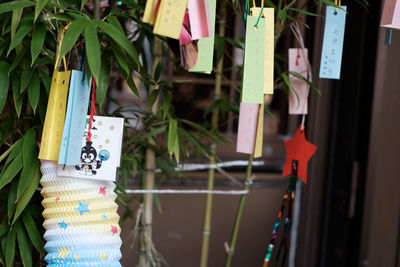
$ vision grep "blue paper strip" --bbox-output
[58,70,92,165]
[319,6,347,80]
[385,28,392,45]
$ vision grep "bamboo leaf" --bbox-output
[12,162,40,225]
[282,72,300,107]
[34,0,49,21]
[0,61,10,113]
[5,229,16,267]
[147,89,159,110]
[7,180,18,222]
[21,211,45,255]
[0,154,22,191]
[167,119,179,162]
[9,46,27,74]
[96,52,111,108]
[84,21,100,82]
[154,59,163,82]
[11,8,23,41]
[20,67,34,94]
[59,17,90,60]
[17,129,37,199]
[12,73,23,117]
[179,128,211,158]
[106,15,124,34]
[7,23,32,55]
[95,19,139,67]
[15,222,32,267]
[37,68,50,94]
[0,1,35,14]
[4,139,22,166]
[27,72,40,113]
[30,23,47,65]
[81,0,89,10]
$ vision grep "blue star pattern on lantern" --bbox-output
[75,202,90,215]
[58,221,68,229]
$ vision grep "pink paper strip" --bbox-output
[289,48,309,115]
[236,102,260,154]
[188,0,211,40]
[381,0,400,29]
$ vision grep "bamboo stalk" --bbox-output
[199,1,226,266]
[224,154,254,267]
[138,38,162,267]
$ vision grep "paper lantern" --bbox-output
[40,160,122,266]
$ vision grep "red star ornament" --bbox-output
[282,127,317,183]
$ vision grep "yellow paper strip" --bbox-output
[153,0,188,39]
[252,7,274,94]
[254,103,264,158]
[143,0,156,23]
[38,71,71,161]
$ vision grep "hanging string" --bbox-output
[244,0,249,20]
[54,22,72,72]
[86,78,97,142]
[254,5,264,28]
[290,22,312,130]
[334,0,341,14]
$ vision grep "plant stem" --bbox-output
[224,154,254,267]
[138,38,162,267]
[93,0,100,19]
[199,1,226,266]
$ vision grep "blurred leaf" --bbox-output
[11,8,23,41]
[20,67,34,94]
[282,72,300,107]
[5,229,16,267]
[15,222,32,267]
[106,15,124,34]
[12,73,23,117]
[17,129,37,199]
[30,22,47,65]
[162,91,170,120]
[147,89,159,110]
[12,162,40,225]
[179,128,211,158]
[37,68,50,94]
[7,180,18,223]
[5,139,22,166]
[34,0,49,21]
[0,219,9,237]
[96,52,111,108]
[21,211,45,255]
[95,19,139,67]
[215,36,224,63]
[84,21,100,82]
[224,37,243,49]
[7,23,32,55]
[9,46,27,73]
[0,154,22,191]
[167,119,179,162]
[0,1,35,14]
[0,61,10,113]
[154,59,163,82]
[28,72,40,112]
[59,17,90,60]
[81,0,89,9]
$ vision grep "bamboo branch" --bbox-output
[224,154,254,267]
[199,1,226,266]
[138,38,162,267]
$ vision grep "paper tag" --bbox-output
[254,103,264,158]
[143,0,156,24]
[39,70,71,161]
[58,71,92,166]
[153,0,188,39]
[189,0,216,73]
[242,15,265,104]
[236,102,259,154]
[289,48,309,115]
[319,6,347,80]
[251,8,274,94]
[381,0,400,29]
[57,116,124,181]
[188,0,211,40]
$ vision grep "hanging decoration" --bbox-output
[153,0,188,39]
[262,161,298,267]
[189,0,216,73]
[319,3,347,80]
[179,11,199,69]
[38,25,71,161]
[282,126,317,184]
[288,21,312,115]
[380,0,400,30]
[40,160,122,267]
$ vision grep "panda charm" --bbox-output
[75,141,103,175]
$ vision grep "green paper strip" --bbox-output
[189,0,216,74]
[241,16,265,104]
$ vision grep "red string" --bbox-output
[295,18,303,66]
[86,78,97,142]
